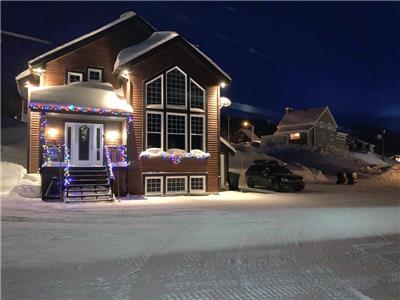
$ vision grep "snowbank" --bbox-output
[374,164,400,185]
[263,144,389,175]
[1,123,27,167]
[288,163,329,183]
[0,162,26,195]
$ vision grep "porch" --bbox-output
[28,82,133,201]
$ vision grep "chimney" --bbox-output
[285,107,294,115]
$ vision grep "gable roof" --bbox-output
[114,31,178,71]
[28,11,154,67]
[277,106,328,127]
[220,137,236,154]
[236,128,261,142]
[113,31,232,82]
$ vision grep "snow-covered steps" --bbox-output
[64,166,114,202]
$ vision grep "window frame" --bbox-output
[166,176,188,194]
[145,74,164,109]
[166,112,187,151]
[190,114,206,151]
[189,79,206,112]
[189,175,206,193]
[145,111,164,150]
[87,67,102,83]
[166,66,187,110]
[67,72,83,84]
[145,176,164,195]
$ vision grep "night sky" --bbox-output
[2,2,400,131]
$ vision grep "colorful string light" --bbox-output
[29,103,132,117]
[139,149,210,165]
[104,145,115,179]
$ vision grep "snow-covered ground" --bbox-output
[2,162,399,299]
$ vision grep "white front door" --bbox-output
[65,122,104,167]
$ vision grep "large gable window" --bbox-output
[146,111,163,149]
[190,79,205,111]
[146,75,163,108]
[67,72,83,84]
[167,113,186,150]
[190,115,205,151]
[166,67,187,108]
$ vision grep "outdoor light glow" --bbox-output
[46,127,59,138]
[106,130,119,141]
[242,121,250,127]
[24,81,31,87]
[220,82,227,88]
[122,69,130,79]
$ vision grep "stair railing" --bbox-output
[104,145,115,198]
[63,144,71,202]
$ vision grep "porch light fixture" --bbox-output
[220,96,231,108]
[33,67,45,75]
[121,69,130,79]
[106,130,119,141]
[24,81,31,88]
[46,127,59,139]
[219,81,227,88]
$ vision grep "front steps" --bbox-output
[64,166,114,202]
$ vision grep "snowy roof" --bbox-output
[29,82,133,114]
[28,12,139,66]
[220,137,236,154]
[236,128,261,142]
[274,124,314,135]
[278,107,328,127]
[15,68,31,81]
[114,31,178,71]
[114,31,232,81]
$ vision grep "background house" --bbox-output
[231,128,261,144]
[271,106,348,150]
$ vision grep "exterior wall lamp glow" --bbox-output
[220,82,227,88]
[46,127,59,139]
[106,130,120,141]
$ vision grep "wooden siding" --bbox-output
[314,111,337,148]
[28,111,40,173]
[44,21,152,88]
[127,41,222,194]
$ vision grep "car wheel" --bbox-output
[273,182,281,192]
[247,178,255,188]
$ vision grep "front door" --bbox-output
[65,122,104,166]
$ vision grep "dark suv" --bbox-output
[245,160,305,192]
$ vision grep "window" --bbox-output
[67,72,82,84]
[190,115,205,151]
[166,176,187,194]
[167,113,186,150]
[166,67,187,108]
[87,68,102,82]
[290,132,300,140]
[145,177,163,195]
[146,112,163,149]
[190,79,205,111]
[190,176,206,193]
[145,75,163,107]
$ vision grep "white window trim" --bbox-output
[145,176,164,195]
[190,78,205,112]
[190,114,206,151]
[166,176,188,195]
[166,112,187,151]
[145,75,163,109]
[166,66,187,110]
[190,175,206,193]
[67,72,83,84]
[146,111,164,150]
[87,68,102,83]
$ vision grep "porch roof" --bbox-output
[29,82,133,116]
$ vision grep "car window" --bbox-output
[270,165,290,174]
[248,165,265,173]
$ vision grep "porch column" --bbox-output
[28,111,41,173]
